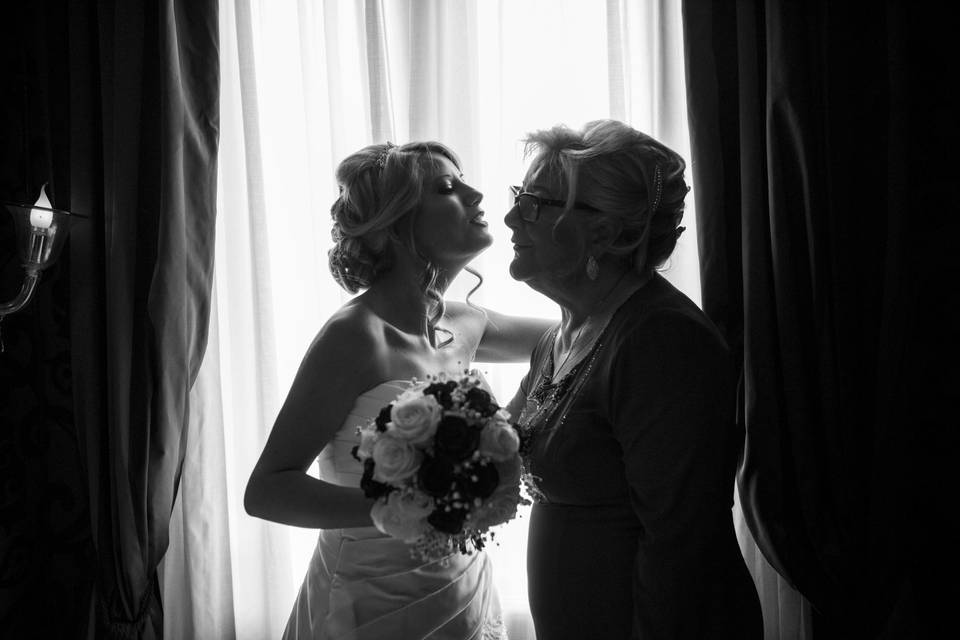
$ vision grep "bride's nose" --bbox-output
[466,189,483,206]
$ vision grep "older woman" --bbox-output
[504,120,762,639]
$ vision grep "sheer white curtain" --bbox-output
[161,1,807,638]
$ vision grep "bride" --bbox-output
[244,141,550,639]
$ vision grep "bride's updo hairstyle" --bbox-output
[329,141,475,346]
[522,119,688,276]
[328,140,461,293]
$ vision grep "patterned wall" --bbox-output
[0,213,95,637]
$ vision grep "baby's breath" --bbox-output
[359,369,525,562]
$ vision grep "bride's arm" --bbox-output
[244,315,381,529]
[445,302,554,363]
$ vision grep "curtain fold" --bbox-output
[682,1,955,636]
[59,1,220,637]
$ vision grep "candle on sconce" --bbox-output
[30,187,54,229]
[1,183,83,329]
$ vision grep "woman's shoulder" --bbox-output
[611,274,728,354]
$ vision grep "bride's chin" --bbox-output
[471,234,494,255]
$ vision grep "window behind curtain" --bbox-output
[164,2,696,639]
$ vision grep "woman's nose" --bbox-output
[466,189,483,206]
[503,202,519,229]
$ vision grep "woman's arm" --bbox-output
[444,301,554,363]
[244,314,381,529]
[607,309,738,637]
[476,306,554,362]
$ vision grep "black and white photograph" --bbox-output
[1,1,954,639]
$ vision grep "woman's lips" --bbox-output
[470,211,488,227]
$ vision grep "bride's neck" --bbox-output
[362,261,457,338]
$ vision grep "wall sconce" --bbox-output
[1,185,85,348]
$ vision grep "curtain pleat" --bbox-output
[161,0,295,637]
[682,0,956,636]
[59,1,220,637]
[364,0,395,142]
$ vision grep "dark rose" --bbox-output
[458,461,500,500]
[434,415,480,460]
[360,458,393,500]
[428,507,467,535]
[374,404,393,432]
[418,455,456,497]
[464,387,498,417]
[423,380,458,409]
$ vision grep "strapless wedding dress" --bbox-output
[282,381,507,640]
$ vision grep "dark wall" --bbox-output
[0,2,96,637]
[0,242,94,638]
[0,243,95,639]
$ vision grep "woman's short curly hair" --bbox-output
[522,119,688,276]
[328,141,461,293]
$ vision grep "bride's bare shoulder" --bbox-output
[300,300,386,374]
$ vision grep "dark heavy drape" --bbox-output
[682,1,956,637]
[2,1,219,637]
[73,2,219,637]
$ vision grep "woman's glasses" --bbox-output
[510,185,600,223]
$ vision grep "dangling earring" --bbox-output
[586,255,600,280]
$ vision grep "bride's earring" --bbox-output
[586,255,600,280]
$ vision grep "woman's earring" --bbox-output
[586,255,600,280]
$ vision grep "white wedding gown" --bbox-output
[282,380,507,640]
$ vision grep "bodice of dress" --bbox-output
[315,373,492,487]
[517,275,738,508]
[519,275,763,639]
[519,353,634,507]
[315,380,410,488]
[283,377,508,640]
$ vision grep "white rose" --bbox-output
[370,490,432,542]
[371,433,423,484]
[355,426,378,460]
[390,394,442,445]
[477,422,520,462]
[395,487,435,519]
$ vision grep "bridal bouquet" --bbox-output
[352,371,528,561]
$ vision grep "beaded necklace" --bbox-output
[518,270,640,502]
[546,269,630,384]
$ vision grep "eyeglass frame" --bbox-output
[510,185,600,223]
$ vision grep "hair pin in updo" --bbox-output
[651,164,664,213]
[375,142,395,170]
